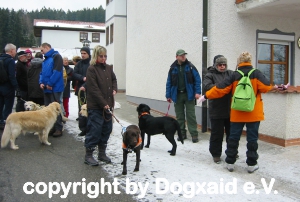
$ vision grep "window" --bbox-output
[256,30,295,85]
[106,27,109,46]
[79,32,88,42]
[92,33,100,43]
[110,23,114,44]
[257,43,289,85]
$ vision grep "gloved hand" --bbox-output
[197,95,207,104]
[167,98,172,103]
[15,89,21,98]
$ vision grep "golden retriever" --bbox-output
[79,104,88,117]
[24,101,45,111]
[1,102,65,150]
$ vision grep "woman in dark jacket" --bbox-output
[203,55,233,164]
[27,52,44,105]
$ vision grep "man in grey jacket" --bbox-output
[203,55,233,164]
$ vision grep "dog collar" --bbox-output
[138,112,149,119]
[122,135,142,152]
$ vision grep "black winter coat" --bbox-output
[27,58,44,99]
[16,60,28,92]
[72,58,90,95]
[203,66,233,119]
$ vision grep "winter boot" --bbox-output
[97,144,111,163]
[84,148,99,166]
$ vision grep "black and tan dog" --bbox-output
[137,103,184,156]
[121,125,142,175]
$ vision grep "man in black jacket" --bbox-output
[0,43,17,130]
[203,55,233,164]
[15,51,28,112]
[72,47,91,120]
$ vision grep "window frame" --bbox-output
[106,26,109,46]
[110,23,114,44]
[256,29,295,85]
[79,32,88,42]
[92,33,100,43]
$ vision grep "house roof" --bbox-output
[33,19,105,37]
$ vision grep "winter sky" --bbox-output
[2,0,106,12]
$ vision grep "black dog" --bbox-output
[121,125,142,175]
[137,103,184,156]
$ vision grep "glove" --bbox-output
[167,98,172,103]
[15,89,21,98]
[197,95,207,104]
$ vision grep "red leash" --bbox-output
[165,103,171,116]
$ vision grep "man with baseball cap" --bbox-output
[166,49,202,143]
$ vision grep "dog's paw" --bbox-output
[134,168,139,172]
[121,161,124,165]
[168,150,171,153]
[122,171,127,175]
[12,146,19,150]
[170,153,176,156]
[44,142,51,146]
[145,145,149,148]
[34,132,39,135]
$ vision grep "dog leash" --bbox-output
[165,103,171,116]
[107,109,127,135]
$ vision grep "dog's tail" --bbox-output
[1,123,11,148]
[174,119,184,144]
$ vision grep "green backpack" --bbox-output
[231,69,256,112]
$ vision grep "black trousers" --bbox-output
[209,118,230,157]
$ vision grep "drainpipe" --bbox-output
[201,0,208,132]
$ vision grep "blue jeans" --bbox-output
[225,122,260,166]
[85,109,112,149]
[0,88,15,122]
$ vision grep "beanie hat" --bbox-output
[25,49,32,54]
[17,51,27,57]
[80,47,91,56]
[215,57,227,65]
[237,51,252,64]
[213,55,224,64]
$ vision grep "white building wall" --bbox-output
[208,0,300,139]
[41,30,105,49]
[127,0,203,101]
[106,0,127,21]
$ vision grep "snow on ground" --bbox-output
[65,92,300,202]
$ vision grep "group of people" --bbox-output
[0,43,281,173]
[166,49,282,173]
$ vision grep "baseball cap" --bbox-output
[176,49,187,56]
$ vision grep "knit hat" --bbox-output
[80,47,91,56]
[215,57,227,65]
[25,49,32,54]
[237,51,252,64]
[213,55,224,64]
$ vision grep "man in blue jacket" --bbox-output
[166,49,201,143]
[39,43,64,137]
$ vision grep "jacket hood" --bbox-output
[30,58,43,67]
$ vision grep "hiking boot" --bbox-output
[52,130,62,137]
[48,128,56,136]
[227,163,234,172]
[192,136,199,143]
[98,144,111,163]
[236,154,239,159]
[78,130,86,136]
[85,148,99,166]
[247,164,259,173]
[213,157,221,164]
[177,134,187,141]
[0,122,5,130]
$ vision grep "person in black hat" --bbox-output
[72,46,91,126]
[15,50,29,112]
[203,55,234,164]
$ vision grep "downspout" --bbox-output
[201,0,208,132]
